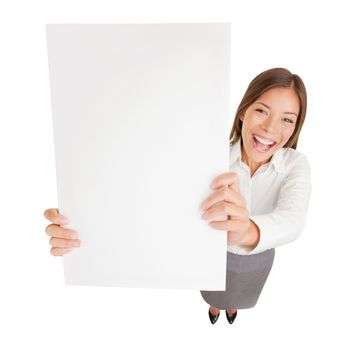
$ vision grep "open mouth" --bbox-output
[252,134,276,152]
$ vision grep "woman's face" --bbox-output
[239,87,300,173]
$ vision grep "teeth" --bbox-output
[254,135,275,146]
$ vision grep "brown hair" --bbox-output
[229,67,307,149]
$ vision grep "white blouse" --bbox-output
[227,137,312,255]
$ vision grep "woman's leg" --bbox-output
[209,305,220,315]
[209,306,237,315]
[226,309,237,314]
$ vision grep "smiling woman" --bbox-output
[231,68,307,157]
[199,68,311,324]
[239,86,301,175]
[232,68,307,177]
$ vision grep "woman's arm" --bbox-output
[237,154,312,255]
[238,219,260,251]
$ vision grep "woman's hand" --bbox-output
[200,172,257,247]
[43,208,81,256]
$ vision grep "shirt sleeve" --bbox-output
[239,153,312,255]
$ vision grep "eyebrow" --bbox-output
[255,101,298,117]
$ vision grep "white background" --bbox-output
[1,0,349,349]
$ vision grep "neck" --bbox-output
[241,139,271,177]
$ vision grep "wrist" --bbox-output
[240,219,260,250]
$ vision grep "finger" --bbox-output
[208,217,247,232]
[202,201,247,221]
[50,247,74,256]
[210,172,240,192]
[49,237,81,248]
[201,186,246,211]
[45,224,79,239]
[43,208,70,225]
[199,172,240,210]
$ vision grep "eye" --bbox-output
[284,118,294,124]
[255,108,267,115]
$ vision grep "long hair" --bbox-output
[229,68,307,149]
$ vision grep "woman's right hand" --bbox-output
[43,208,81,256]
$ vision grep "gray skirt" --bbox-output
[200,248,275,310]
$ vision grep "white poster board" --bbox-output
[46,23,231,290]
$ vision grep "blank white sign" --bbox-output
[46,23,231,290]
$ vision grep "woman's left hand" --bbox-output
[199,171,252,246]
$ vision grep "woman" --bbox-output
[43,67,311,325]
[199,67,311,324]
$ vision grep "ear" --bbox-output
[239,113,245,122]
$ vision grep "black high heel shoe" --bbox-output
[208,308,220,324]
[225,310,238,324]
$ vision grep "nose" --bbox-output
[261,117,278,134]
